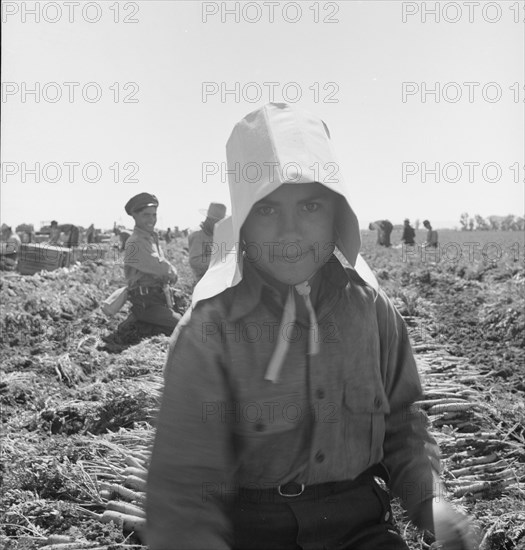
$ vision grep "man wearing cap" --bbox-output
[123,192,181,333]
[187,202,227,281]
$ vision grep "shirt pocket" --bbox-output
[231,394,309,482]
[343,384,390,468]
[231,393,308,438]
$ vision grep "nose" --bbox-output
[277,211,302,243]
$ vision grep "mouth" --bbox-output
[273,248,312,263]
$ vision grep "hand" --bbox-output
[432,498,480,550]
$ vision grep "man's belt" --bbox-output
[129,285,162,296]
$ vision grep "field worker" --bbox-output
[401,218,416,245]
[49,221,61,244]
[369,219,393,247]
[146,104,478,550]
[123,192,181,334]
[0,225,22,271]
[86,224,96,244]
[114,225,132,252]
[422,220,439,249]
[48,221,80,248]
[188,202,227,281]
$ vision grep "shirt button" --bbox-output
[315,451,325,463]
[374,397,383,409]
[315,388,325,399]
[254,422,266,432]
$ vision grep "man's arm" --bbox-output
[124,235,177,282]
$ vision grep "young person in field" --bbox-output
[146,104,478,549]
[123,192,181,334]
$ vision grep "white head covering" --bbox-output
[192,103,377,306]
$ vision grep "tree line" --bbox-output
[459,213,525,231]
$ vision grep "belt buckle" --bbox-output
[138,286,148,296]
[278,482,305,497]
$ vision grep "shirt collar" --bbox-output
[227,255,352,322]
[133,226,158,239]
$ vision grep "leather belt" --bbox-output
[239,464,389,501]
[130,285,161,296]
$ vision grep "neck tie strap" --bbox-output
[264,281,320,383]
[264,287,296,383]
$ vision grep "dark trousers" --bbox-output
[232,473,409,550]
[129,287,180,333]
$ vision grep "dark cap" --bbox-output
[125,193,159,215]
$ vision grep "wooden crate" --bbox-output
[70,244,108,264]
[17,244,72,275]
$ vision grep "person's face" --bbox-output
[133,206,157,232]
[242,183,337,285]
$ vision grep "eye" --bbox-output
[255,205,276,216]
[303,202,320,213]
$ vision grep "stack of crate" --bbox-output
[17,243,72,276]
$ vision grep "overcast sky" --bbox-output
[1,0,523,231]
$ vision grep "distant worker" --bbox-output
[48,221,80,248]
[165,227,172,244]
[123,192,181,334]
[86,224,96,244]
[49,221,61,244]
[188,202,227,281]
[0,226,22,271]
[401,219,416,245]
[422,219,438,248]
[369,219,393,247]
[114,226,132,252]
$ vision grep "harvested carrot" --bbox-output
[100,510,147,532]
[124,474,147,492]
[428,402,476,414]
[123,466,148,480]
[124,454,146,469]
[107,500,146,518]
[100,482,146,504]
